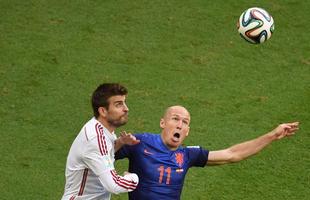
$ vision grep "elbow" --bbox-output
[229,148,261,163]
[230,155,243,163]
[227,149,244,163]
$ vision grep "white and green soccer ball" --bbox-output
[237,7,274,44]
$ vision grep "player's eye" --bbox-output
[115,102,124,107]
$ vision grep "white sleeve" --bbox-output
[98,169,139,194]
[83,136,138,194]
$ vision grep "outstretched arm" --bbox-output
[207,122,299,166]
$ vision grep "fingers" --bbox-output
[280,122,299,131]
[281,122,299,128]
[281,122,299,136]
[289,122,299,126]
[118,131,140,145]
[120,131,133,137]
[287,122,299,132]
[133,139,141,145]
[120,131,129,136]
[273,122,299,140]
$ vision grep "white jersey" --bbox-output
[61,117,138,200]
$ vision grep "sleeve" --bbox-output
[115,144,131,160]
[83,134,139,194]
[187,146,209,167]
[97,170,139,194]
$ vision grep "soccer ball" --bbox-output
[237,7,274,44]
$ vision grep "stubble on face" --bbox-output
[107,113,128,128]
[105,95,129,128]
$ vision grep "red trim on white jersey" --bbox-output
[100,126,108,154]
[95,123,108,155]
[69,196,75,200]
[78,168,89,196]
[110,170,137,190]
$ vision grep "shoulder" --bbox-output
[83,118,103,141]
[184,146,209,167]
[185,145,209,155]
[133,132,157,141]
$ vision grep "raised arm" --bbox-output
[114,131,140,152]
[207,122,299,166]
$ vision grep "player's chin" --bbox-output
[122,115,128,122]
[120,118,128,126]
[113,118,128,127]
[167,143,179,150]
[120,115,128,123]
[169,140,181,148]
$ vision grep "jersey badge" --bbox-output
[175,152,184,167]
[103,156,113,168]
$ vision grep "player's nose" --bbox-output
[176,120,182,129]
[123,103,129,112]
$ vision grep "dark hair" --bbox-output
[91,83,128,118]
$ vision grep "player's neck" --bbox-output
[96,117,115,133]
[160,134,178,151]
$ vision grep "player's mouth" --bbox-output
[121,113,128,119]
[172,132,180,142]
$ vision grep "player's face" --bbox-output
[104,95,129,128]
[160,106,190,150]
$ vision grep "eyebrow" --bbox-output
[171,114,190,121]
[113,100,125,104]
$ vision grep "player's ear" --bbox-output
[185,127,190,136]
[160,118,165,129]
[98,107,108,118]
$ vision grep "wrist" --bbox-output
[266,131,278,141]
[115,137,124,145]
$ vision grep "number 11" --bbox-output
[158,165,171,184]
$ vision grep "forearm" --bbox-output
[228,132,276,162]
[98,169,138,194]
[114,138,123,152]
[208,122,299,165]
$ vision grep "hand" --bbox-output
[118,131,140,145]
[271,122,299,140]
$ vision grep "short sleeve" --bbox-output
[187,146,209,167]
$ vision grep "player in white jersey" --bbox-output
[61,83,139,200]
